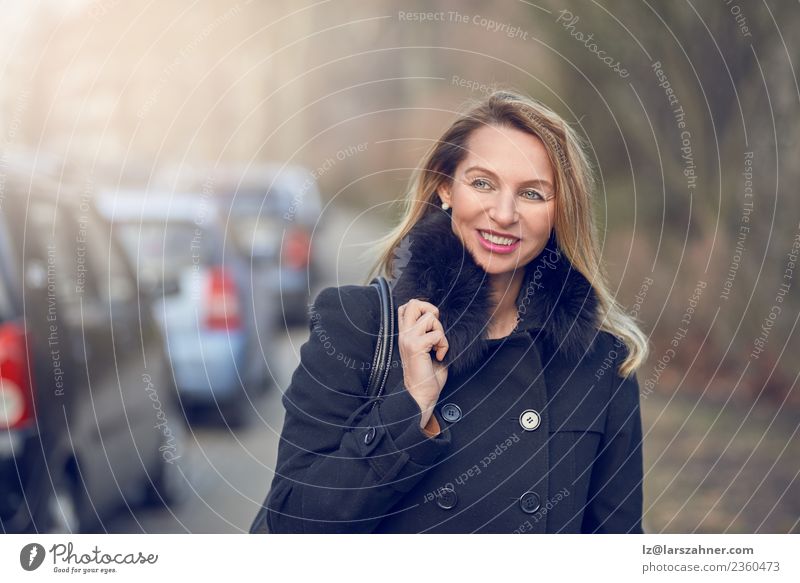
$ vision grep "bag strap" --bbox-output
[367,276,394,401]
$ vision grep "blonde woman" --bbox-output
[251,89,649,534]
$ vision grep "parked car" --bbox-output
[152,163,323,327]
[216,164,323,327]
[95,189,273,425]
[0,171,187,534]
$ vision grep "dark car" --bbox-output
[217,164,323,327]
[0,172,187,533]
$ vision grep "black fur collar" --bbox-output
[389,209,600,377]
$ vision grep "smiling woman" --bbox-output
[251,88,650,534]
[437,123,558,325]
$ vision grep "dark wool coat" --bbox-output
[251,209,644,534]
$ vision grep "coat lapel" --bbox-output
[389,209,600,377]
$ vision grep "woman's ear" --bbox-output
[437,184,452,207]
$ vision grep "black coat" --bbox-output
[251,210,644,534]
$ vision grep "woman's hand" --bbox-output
[397,299,449,429]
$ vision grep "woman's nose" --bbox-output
[489,191,518,225]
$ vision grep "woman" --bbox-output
[250,89,649,534]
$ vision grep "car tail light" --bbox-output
[0,321,34,430]
[283,226,311,269]
[204,266,242,330]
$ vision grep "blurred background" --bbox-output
[0,0,797,534]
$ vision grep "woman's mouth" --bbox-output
[476,230,521,254]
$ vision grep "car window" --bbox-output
[114,220,222,286]
[228,213,283,259]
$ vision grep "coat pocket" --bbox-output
[549,407,605,481]
[546,408,605,530]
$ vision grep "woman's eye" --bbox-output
[469,179,547,201]
[470,178,492,190]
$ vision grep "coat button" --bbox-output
[519,491,541,513]
[518,409,541,431]
[436,486,458,510]
[364,426,376,445]
[440,403,462,422]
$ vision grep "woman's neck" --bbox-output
[486,269,524,338]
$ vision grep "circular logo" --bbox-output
[20,543,46,571]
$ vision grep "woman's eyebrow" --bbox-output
[463,164,554,192]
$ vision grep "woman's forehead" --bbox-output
[460,126,555,188]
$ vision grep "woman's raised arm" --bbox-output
[251,285,452,534]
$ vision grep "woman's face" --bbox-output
[438,124,557,276]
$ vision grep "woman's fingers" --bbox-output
[422,327,449,361]
[424,316,448,361]
[398,300,448,358]
[398,299,439,331]
[404,313,448,360]
[404,308,439,337]
[396,299,450,403]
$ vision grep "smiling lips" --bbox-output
[477,229,521,254]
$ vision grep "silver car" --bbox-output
[95,190,273,425]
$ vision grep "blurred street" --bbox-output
[104,329,295,534]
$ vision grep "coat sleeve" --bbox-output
[250,285,453,534]
[581,338,645,534]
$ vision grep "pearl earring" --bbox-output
[441,201,450,211]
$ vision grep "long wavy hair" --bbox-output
[364,88,649,377]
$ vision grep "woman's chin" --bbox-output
[473,252,525,274]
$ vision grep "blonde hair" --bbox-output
[364,88,649,377]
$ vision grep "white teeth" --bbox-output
[480,231,518,246]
